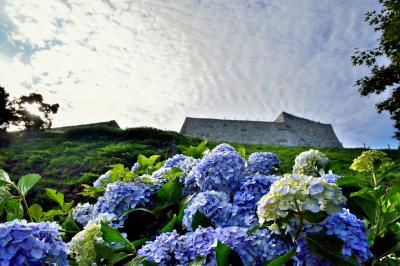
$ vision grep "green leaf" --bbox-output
[306,234,357,265]
[216,241,243,266]
[94,242,134,265]
[155,177,182,211]
[17,173,41,196]
[131,238,149,249]
[336,176,369,187]
[178,140,208,159]
[191,210,212,231]
[177,194,195,223]
[387,182,400,197]
[5,199,24,221]
[303,211,328,223]
[45,188,64,208]
[101,223,133,248]
[350,187,374,200]
[42,209,65,221]
[0,169,12,185]
[237,147,247,159]
[188,256,208,266]
[264,248,296,266]
[161,214,178,233]
[28,203,43,222]
[351,197,378,223]
[381,212,400,228]
[0,186,12,204]
[126,256,158,266]
[63,216,80,232]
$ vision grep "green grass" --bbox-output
[0,125,399,205]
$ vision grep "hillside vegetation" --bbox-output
[0,125,399,205]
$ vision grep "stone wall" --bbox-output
[180,112,342,147]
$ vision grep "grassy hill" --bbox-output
[1,125,399,205]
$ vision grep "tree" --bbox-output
[0,86,59,132]
[351,0,400,140]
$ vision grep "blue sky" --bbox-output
[0,0,397,148]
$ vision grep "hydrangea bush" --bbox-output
[0,144,384,265]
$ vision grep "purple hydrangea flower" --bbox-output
[247,152,280,175]
[212,144,236,153]
[230,175,279,227]
[182,191,233,231]
[131,162,141,171]
[321,173,340,183]
[0,220,68,266]
[92,181,157,226]
[294,209,372,265]
[185,149,246,194]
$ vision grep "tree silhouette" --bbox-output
[0,86,59,132]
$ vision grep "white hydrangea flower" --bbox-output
[257,174,346,225]
[292,149,329,176]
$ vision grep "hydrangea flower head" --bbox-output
[93,171,111,188]
[72,202,94,226]
[186,148,246,194]
[293,149,328,176]
[212,143,237,153]
[231,175,279,227]
[164,154,199,175]
[183,190,233,231]
[247,152,280,175]
[92,180,156,226]
[137,230,180,265]
[69,223,103,266]
[295,209,372,265]
[350,150,393,174]
[131,162,141,171]
[321,172,340,183]
[0,220,68,266]
[257,174,346,224]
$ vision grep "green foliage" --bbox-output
[216,240,243,266]
[188,256,208,266]
[155,177,182,211]
[42,188,73,223]
[191,210,212,231]
[343,150,400,264]
[264,248,296,266]
[351,0,400,139]
[177,140,209,159]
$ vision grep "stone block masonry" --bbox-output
[180,112,342,148]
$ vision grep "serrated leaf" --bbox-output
[101,223,133,248]
[42,209,65,221]
[155,177,182,211]
[45,188,64,208]
[188,256,207,266]
[264,248,296,266]
[216,241,243,266]
[63,216,80,232]
[351,197,378,222]
[17,174,41,196]
[306,234,357,265]
[5,199,24,221]
[192,210,212,231]
[131,238,149,249]
[94,242,134,265]
[336,176,369,187]
[0,186,11,203]
[238,147,246,159]
[29,203,43,222]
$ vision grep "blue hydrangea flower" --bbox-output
[321,173,340,183]
[92,181,157,227]
[231,175,279,227]
[182,191,233,231]
[72,202,94,226]
[212,143,236,153]
[247,152,280,175]
[164,154,199,175]
[137,230,181,265]
[0,220,68,266]
[294,209,372,265]
[93,171,111,188]
[185,149,246,194]
[131,162,141,171]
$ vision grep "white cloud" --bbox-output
[0,0,396,147]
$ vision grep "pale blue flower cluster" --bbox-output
[92,171,111,188]
[138,226,290,266]
[72,202,94,226]
[185,144,245,194]
[321,173,340,183]
[163,154,199,175]
[294,209,372,265]
[131,162,141,171]
[0,220,68,266]
[247,152,280,175]
[93,180,156,220]
[182,191,233,231]
[231,175,278,226]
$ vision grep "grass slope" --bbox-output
[1,125,399,205]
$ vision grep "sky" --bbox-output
[0,0,397,148]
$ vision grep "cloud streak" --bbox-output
[0,0,396,147]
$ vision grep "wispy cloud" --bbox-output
[0,0,396,147]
